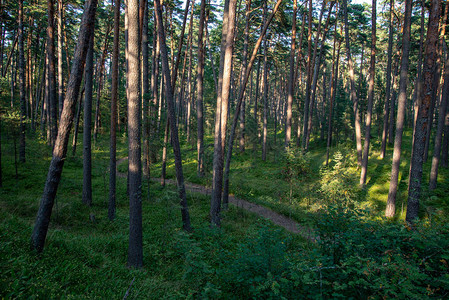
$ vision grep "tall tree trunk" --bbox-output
[285,0,297,147]
[57,0,64,119]
[31,0,97,253]
[385,0,413,218]
[222,0,283,207]
[326,20,340,166]
[262,1,268,161]
[150,12,160,162]
[18,0,26,163]
[154,0,192,232]
[109,0,120,221]
[380,0,394,159]
[196,0,206,176]
[47,0,58,146]
[160,117,169,186]
[406,0,441,223]
[127,0,143,268]
[210,0,237,226]
[343,0,362,165]
[302,0,313,150]
[142,1,149,177]
[360,0,376,186]
[412,0,426,132]
[83,35,94,207]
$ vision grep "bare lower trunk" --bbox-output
[31,0,97,252]
[385,0,412,218]
[71,85,84,156]
[406,0,441,223]
[196,0,206,176]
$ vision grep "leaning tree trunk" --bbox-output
[385,0,412,218]
[406,0,441,223]
[360,0,376,186]
[154,0,192,232]
[31,0,97,253]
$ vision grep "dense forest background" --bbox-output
[1,0,449,297]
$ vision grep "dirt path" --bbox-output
[116,157,316,241]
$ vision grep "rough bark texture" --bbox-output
[380,0,394,159]
[262,1,268,161]
[82,35,94,207]
[154,0,192,232]
[385,0,412,218]
[31,0,97,253]
[406,0,441,223]
[142,1,149,177]
[57,0,64,119]
[429,47,449,189]
[109,0,120,221]
[127,0,143,268]
[302,0,313,150]
[360,0,376,186]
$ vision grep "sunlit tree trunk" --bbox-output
[285,0,297,147]
[196,0,206,176]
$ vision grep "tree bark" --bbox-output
[385,0,413,218]
[109,0,120,221]
[380,0,394,159]
[285,0,297,147]
[343,0,362,165]
[360,0,376,186]
[57,0,64,119]
[31,0,97,253]
[196,0,206,176]
[406,0,441,223]
[47,0,58,146]
[262,1,268,161]
[127,0,143,268]
[154,0,192,232]
[210,0,237,226]
[82,36,94,206]
[19,0,26,163]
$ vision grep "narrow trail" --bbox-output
[116,157,317,241]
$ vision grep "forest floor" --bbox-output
[116,157,317,241]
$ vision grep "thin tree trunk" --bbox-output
[47,0,58,146]
[262,1,268,161]
[57,0,64,119]
[196,0,206,176]
[360,0,376,186]
[160,117,169,186]
[109,0,120,221]
[343,0,362,165]
[71,84,84,156]
[18,0,26,163]
[302,0,313,150]
[31,0,97,253]
[385,0,413,218]
[285,0,297,147]
[82,36,94,207]
[154,0,192,232]
[239,0,251,153]
[142,1,149,177]
[380,0,394,159]
[406,0,441,223]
